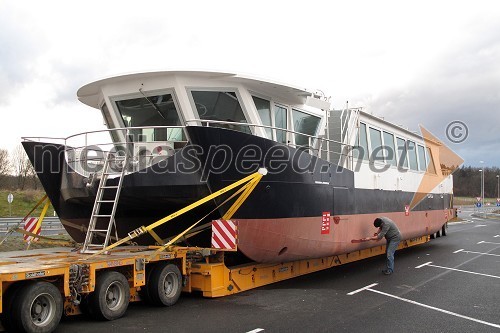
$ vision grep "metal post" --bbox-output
[497,175,499,200]
[479,161,484,209]
[326,110,330,162]
[481,168,484,208]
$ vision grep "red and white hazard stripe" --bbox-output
[211,219,237,250]
[24,217,41,242]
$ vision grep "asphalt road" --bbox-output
[55,208,500,333]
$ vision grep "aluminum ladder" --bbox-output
[81,152,129,253]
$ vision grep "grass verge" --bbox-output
[0,190,56,218]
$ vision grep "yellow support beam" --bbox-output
[222,173,263,220]
[147,176,261,259]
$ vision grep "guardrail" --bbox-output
[0,217,65,234]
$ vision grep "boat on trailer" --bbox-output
[23,70,453,263]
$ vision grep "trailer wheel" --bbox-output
[89,271,130,320]
[436,229,441,237]
[1,282,25,331]
[148,263,182,306]
[441,223,448,236]
[430,233,435,239]
[140,264,158,304]
[11,281,63,333]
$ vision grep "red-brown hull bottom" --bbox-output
[237,209,453,263]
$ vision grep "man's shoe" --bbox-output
[382,270,392,275]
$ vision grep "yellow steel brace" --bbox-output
[0,195,50,246]
[25,199,51,250]
[147,178,259,259]
[84,169,267,259]
[222,175,261,219]
[158,182,253,245]
[24,194,49,220]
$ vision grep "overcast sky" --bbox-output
[1,0,499,166]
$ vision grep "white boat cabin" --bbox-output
[75,70,451,194]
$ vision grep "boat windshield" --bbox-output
[191,91,251,134]
[115,93,185,142]
[292,109,321,147]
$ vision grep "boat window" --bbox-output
[417,144,426,171]
[274,105,288,144]
[353,122,369,160]
[292,109,321,147]
[369,127,383,162]
[396,137,408,168]
[101,103,120,143]
[407,140,418,171]
[115,93,185,142]
[383,131,397,166]
[426,147,437,174]
[252,96,272,139]
[191,91,250,134]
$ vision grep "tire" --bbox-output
[430,233,435,239]
[1,282,25,332]
[148,263,182,306]
[89,271,130,321]
[436,229,441,238]
[10,281,63,333]
[140,264,158,304]
[79,295,91,317]
[441,223,448,236]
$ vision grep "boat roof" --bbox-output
[77,70,318,108]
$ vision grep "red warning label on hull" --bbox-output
[321,212,331,234]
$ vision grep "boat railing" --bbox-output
[185,119,355,169]
[24,126,188,177]
[21,136,67,145]
[23,120,357,177]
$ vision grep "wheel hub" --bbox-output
[30,293,55,326]
[105,282,123,309]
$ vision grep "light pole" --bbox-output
[496,175,499,204]
[480,161,484,208]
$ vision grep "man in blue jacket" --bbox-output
[369,217,402,275]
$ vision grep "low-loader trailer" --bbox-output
[0,235,430,332]
[0,169,440,332]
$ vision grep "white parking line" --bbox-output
[494,235,499,238]
[246,329,264,333]
[453,249,500,257]
[347,283,379,295]
[415,261,500,279]
[347,284,500,329]
[415,261,432,269]
[477,241,500,245]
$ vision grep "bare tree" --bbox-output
[0,149,10,187]
[11,145,34,190]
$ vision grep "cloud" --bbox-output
[0,0,499,171]
[365,20,500,166]
[0,4,45,105]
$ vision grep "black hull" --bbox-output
[185,126,452,219]
[185,126,453,262]
[22,141,218,245]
